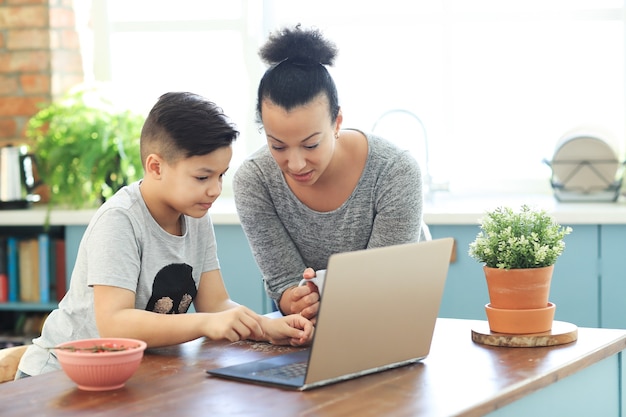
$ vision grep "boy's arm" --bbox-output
[93,281,264,347]
[193,269,240,313]
[195,270,313,346]
[94,270,311,347]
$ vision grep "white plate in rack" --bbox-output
[550,134,621,194]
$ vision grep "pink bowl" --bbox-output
[54,337,147,391]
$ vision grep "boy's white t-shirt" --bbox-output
[19,181,220,376]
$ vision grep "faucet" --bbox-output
[371,109,447,202]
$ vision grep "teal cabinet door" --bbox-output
[65,225,87,290]
[430,225,490,320]
[550,225,598,328]
[430,225,599,327]
[214,225,269,314]
[600,225,626,329]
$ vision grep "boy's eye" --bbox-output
[196,176,208,181]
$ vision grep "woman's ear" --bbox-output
[334,108,343,136]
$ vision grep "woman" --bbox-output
[233,25,427,321]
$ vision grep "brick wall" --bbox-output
[0,0,84,148]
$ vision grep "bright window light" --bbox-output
[88,0,625,198]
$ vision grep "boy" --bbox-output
[16,92,313,378]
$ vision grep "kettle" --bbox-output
[0,145,41,208]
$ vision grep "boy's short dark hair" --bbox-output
[140,92,239,165]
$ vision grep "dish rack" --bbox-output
[543,133,625,202]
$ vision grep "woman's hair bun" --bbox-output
[259,24,338,67]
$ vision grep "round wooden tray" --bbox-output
[471,320,578,347]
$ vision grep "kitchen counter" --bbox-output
[3,193,626,226]
[1,318,625,417]
[423,192,626,224]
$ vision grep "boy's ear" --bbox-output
[145,154,163,178]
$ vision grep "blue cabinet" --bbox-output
[9,218,626,324]
[60,223,626,322]
[214,225,270,314]
[551,225,599,328]
[600,225,626,329]
[428,225,488,320]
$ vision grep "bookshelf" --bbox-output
[0,302,58,312]
[0,204,271,334]
[0,208,94,340]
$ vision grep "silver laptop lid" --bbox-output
[304,238,453,386]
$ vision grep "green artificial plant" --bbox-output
[468,205,573,269]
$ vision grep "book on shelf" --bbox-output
[54,238,66,303]
[0,274,6,303]
[38,234,51,304]
[18,238,40,303]
[0,237,7,302]
[6,236,19,302]
[0,234,67,305]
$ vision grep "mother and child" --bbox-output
[16,24,426,378]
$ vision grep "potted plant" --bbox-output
[468,205,572,334]
[26,83,145,213]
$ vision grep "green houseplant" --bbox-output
[468,205,573,335]
[468,205,572,270]
[26,83,145,211]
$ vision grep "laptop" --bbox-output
[207,237,454,390]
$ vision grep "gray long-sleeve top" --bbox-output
[233,131,424,304]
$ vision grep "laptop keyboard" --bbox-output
[253,361,307,380]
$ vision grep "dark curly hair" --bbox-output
[256,25,340,124]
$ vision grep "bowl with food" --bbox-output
[53,337,147,391]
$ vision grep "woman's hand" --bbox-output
[261,314,314,346]
[279,268,321,323]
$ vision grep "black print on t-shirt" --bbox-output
[145,263,197,314]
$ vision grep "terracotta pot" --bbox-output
[485,302,556,334]
[484,265,554,310]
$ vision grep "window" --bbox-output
[87,0,625,198]
[86,0,265,197]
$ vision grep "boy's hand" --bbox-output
[202,306,264,342]
[261,314,314,346]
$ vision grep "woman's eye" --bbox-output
[271,145,285,151]
[196,176,208,181]
[304,143,319,150]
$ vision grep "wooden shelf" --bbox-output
[0,302,58,312]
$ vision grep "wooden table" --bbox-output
[2,318,626,417]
